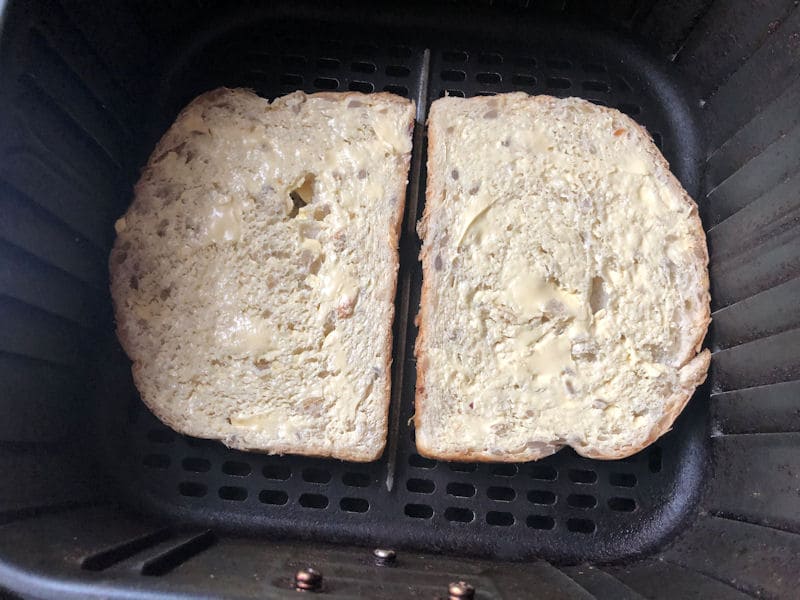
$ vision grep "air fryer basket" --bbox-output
[1,1,799,599]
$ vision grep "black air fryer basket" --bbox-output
[1,1,799,598]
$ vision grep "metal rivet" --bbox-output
[449,581,475,600]
[373,548,397,566]
[294,567,323,592]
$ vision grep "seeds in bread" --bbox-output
[415,93,710,462]
[110,88,415,461]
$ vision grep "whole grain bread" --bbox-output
[110,88,415,461]
[415,93,710,462]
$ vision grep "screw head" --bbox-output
[294,567,323,592]
[372,548,397,566]
[449,581,475,599]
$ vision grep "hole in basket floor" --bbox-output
[409,454,436,469]
[527,515,556,530]
[512,73,536,87]
[302,467,331,484]
[530,465,557,481]
[486,511,515,527]
[445,507,475,523]
[349,80,374,93]
[567,494,597,509]
[490,464,518,477]
[487,486,515,502]
[299,493,328,509]
[442,50,468,63]
[263,464,291,481]
[449,463,477,473]
[447,482,476,498]
[568,469,597,484]
[407,478,435,494]
[351,61,376,73]
[340,497,369,513]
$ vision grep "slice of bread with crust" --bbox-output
[110,88,415,461]
[415,93,710,462]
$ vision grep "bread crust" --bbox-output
[414,93,710,462]
[111,88,414,462]
[373,92,415,461]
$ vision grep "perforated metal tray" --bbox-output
[93,12,707,563]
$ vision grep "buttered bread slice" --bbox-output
[415,93,710,461]
[111,88,414,460]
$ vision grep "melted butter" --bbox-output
[623,155,650,175]
[200,199,242,244]
[507,270,582,320]
[324,373,359,415]
[497,256,591,379]
[429,114,689,422]
[510,329,574,381]
[530,334,574,377]
[497,254,587,321]
[246,123,267,142]
[658,182,686,213]
[457,196,497,246]
[322,142,382,213]
[332,348,348,372]
[180,112,208,134]
[230,411,296,436]
[132,303,154,321]
[373,115,412,154]
[329,144,371,172]
[624,229,643,253]
[301,237,322,254]
[666,239,689,266]
[639,181,658,207]
[228,128,263,147]
[244,177,262,197]
[236,325,277,354]
[365,180,384,203]
[322,330,349,372]
[320,269,356,300]
[515,327,544,349]
[640,362,666,378]
[219,316,277,355]
[592,312,612,338]
[318,106,357,135]
[515,127,550,153]
[315,260,360,319]
[457,413,491,438]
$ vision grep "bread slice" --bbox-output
[415,93,710,462]
[110,88,414,461]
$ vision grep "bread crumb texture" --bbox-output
[416,93,710,461]
[110,88,414,461]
